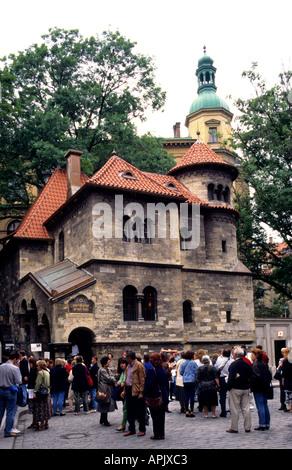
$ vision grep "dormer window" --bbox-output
[164,181,178,191]
[120,171,137,180]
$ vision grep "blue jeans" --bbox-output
[52,391,66,414]
[0,388,18,436]
[90,388,98,410]
[19,384,28,406]
[253,392,270,427]
[219,377,228,416]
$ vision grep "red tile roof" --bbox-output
[168,141,236,176]
[87,153,184,199]
[12,148,239,241]
[14,169,89,240]
[144,172,207,205]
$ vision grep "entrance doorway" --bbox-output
[274,339,286,367]
[68,327,95,366]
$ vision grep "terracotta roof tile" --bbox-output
[13,149,239,241]
[88,154,184,199]
[168,141,233,174]
[144,172,207,205]
[14,169,88,240]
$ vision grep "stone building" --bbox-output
[0,49,256,364]
[0,140,255,363]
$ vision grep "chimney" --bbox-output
[173,122,181,138]
[65,149,82,199]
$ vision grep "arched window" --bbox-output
[183,300,193,323]
[133,216,143,243]
[223,186,230,203]
[142,286,157,321]
[180,226,192,251]
[123,216,131,242]
[144,218,153,244]
[206,71,210,83]
[208,183,215,200]
[59,231,64,261]
[123,285,137,321]
[216,184,223,201]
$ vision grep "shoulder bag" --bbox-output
[145,367,163,409]
[36,371,49,400]
[85,366,93,387]
[273,369,282,381]
[94,390,110,403]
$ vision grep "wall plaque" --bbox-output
[69,295,94,314]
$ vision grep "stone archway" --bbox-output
[68,327,95,366]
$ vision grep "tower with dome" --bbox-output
[165,47,235,167]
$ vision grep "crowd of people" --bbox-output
[0,345,292,439]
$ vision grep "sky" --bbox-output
[1,0,292,138]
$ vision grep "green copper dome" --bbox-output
[189,90,230,114]
[198,54,214,67]
[189,47,230,114]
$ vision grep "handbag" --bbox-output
[145,395,163,408]
[85,366,94,387]
[273,369,282,381]
[145,366,163,409]
[94,390,110,403]
[86,372,93,387]
[36,386,49,400]
[200,379,217,391]
[267,384,274,400]
[36,370,49,400]
[111,385,123,401]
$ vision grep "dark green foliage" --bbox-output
[233,64,292,300]
[0,28,174,216]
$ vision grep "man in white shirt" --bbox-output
[215,349,233,417]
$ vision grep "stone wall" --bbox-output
[176,167,234,208]
[182,269,255,345]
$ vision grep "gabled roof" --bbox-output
[21,258,96,302]
[87,153,185,199]
[14,169,89,240]
[10,148,239,242]
[168,141,238,179]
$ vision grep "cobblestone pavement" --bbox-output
[4,386,292,450]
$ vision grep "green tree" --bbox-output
[0,28,174,215]
[232,64,292,300]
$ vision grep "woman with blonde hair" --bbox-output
[33,360,51,430]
